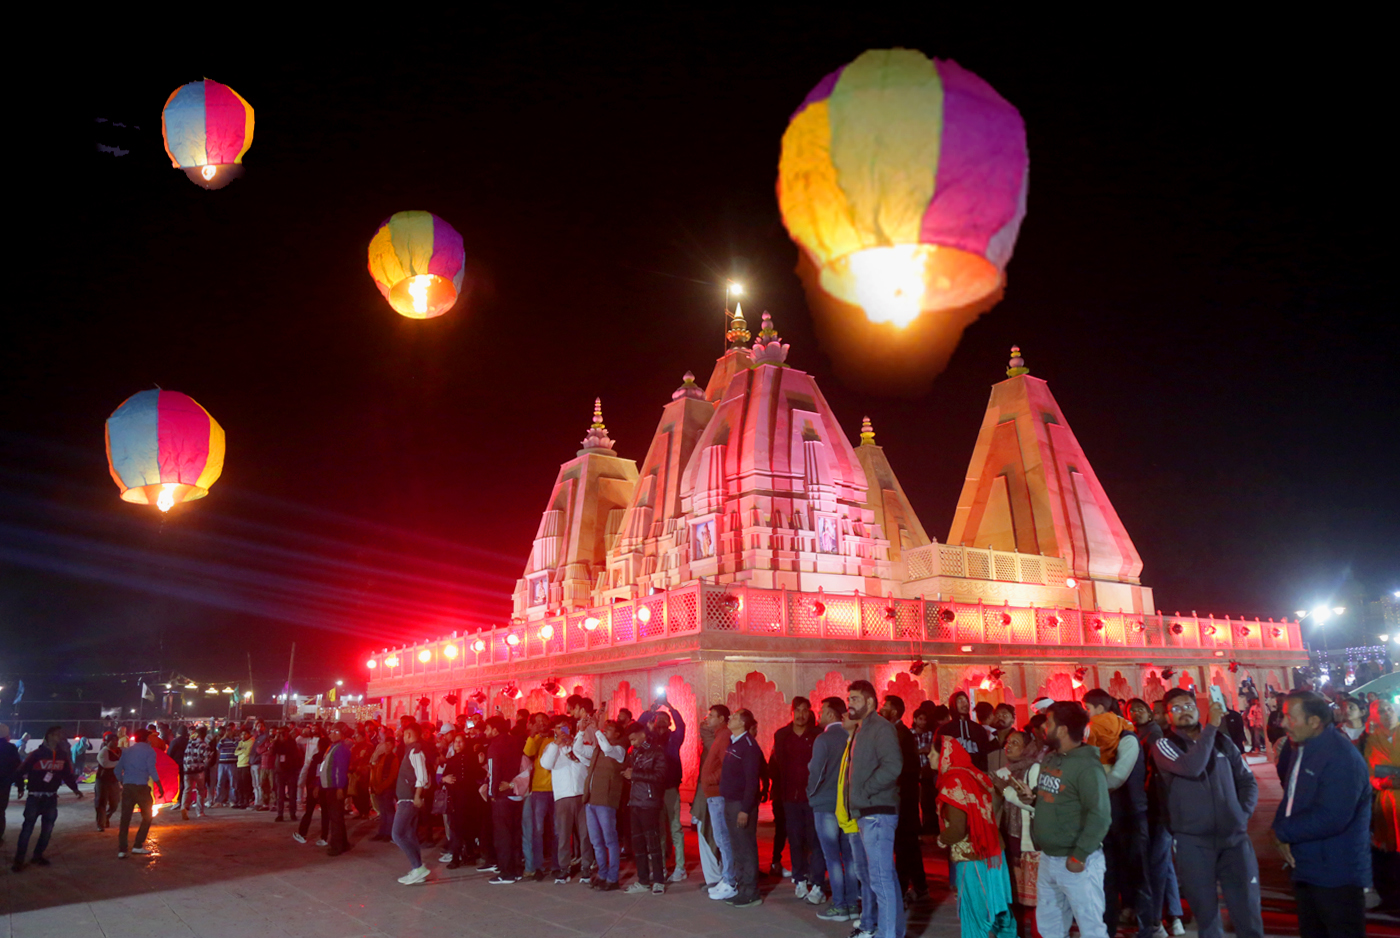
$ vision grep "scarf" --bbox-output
[1364,720,1400,851]
[1087,712,1136,765]
[936,737,1001,866]
[836,729,858,834]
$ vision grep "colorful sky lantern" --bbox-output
[778,49,1028,326]
[105,390,225,513]
[367,211,466,319]
[161,79,254,189]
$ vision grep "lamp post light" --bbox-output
[722,280,744,349]
[1297,605,1346,676]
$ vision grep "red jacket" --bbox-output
[701,726,731,798]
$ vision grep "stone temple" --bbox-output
[367,306,1305,771]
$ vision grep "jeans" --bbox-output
[1295,882,1364,938]
[784,801,826,887]
[854,813,906,938]
[14,795,58,862]
[586,804,620,882]
[1037,849,1108,938]
[492,798,524,879]
[1104,811,1149,935]
[182,772,208,815]
[374,790,396,838]
[524,790,555,874]
[1140,822,1182,934]
[771,795,787,868]
[631,804,665,886]
[251,766,265,807]
[393,800,423,871]
[118,783,154,853]
[216,763,236,803]
[659,787,685,872]
[815,810,857,909]
[723,799,760,903]
[695,795,722,885]
[707,795,734,885]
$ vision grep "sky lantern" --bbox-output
[778,49,1028,326]
[161,79,254,189]
[367,211,466,319]
[105,390,225,513]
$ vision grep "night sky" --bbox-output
[3,13,1395,708]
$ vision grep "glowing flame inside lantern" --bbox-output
[842,245,931,327]
[407,274,432,315]
[200,165,217,181]
[156,482,178,513]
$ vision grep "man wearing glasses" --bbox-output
[1150,688,1262,938]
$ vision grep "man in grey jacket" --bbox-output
[808,696,857,922]
[844,680,904,938]
[1150,688,1262,938]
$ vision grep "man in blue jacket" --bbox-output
[720,708,763,908]
[1271,691,1370,938]
[319,724,353,856]
[114,728,166,858]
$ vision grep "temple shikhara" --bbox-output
[367,307,1306,769]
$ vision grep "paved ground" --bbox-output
[1,758,1396,938]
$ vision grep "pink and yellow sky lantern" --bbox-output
[161,78,254,189]
[105,390,225,513]
[367,211,467,319]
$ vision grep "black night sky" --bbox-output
[3,12,1395,709]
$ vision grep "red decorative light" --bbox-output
[1171,623,1184,636]
[1237,626,1250,637]
[1000,612,1012,626]
[1046,615,1060,627]
[811,600,826,617]
[988,667,1006,682]
[1204,625,1218,637]
[1091,618,1105,632]
[883,605,896,620]
[1227,660,1239,673]
[939,607,956,623]
[1132,622,1145,633]
[1271,627,1284,639]
[1161,667,1175,680]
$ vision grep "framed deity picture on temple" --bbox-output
[817,515,838,553]
[693,518,716,560]
[528,575,548,607]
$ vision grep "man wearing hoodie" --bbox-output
[1084,688,1149,937]
[1271,690,1371,938]
[936,691,992,771]
[702,705,735,897]
[1150,688,1262,938]
[12,725,84,871]
[1032,701,1111,938]
[844,679,904,938]
[577,717,626,890]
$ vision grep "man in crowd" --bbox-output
[521,712,555,882]
[484,715,525,884]
[991,703,1017,749]
[180,726,210,820]
[911,705,939,835]
[540,720,588,882]
[273,725,303,822]
[215,725,238,807]
[879,694,927,903]
[1032,701,1111,938]
[843,680,904,938]
[0,724,22,844]
[12,725,84,871]
[1084,688,1149,937]
[770,696,825,904]
[693,703,727,889]
[1150,688,1262,938]
[578,715,626,890]
[95,732,122,830]
[809,696,857,922]
[1128,698,1184,938]
[251,721,271,811]
[1272,690,1371,937]
[641,697,687,883]
[115,727,166,858]
[233,726,255,809]
[393,721,432,885]
[719,708,763,907]
[937,691,991,770]
[319,724,352,856]
[702,705,735,897]
[167,724,189,813]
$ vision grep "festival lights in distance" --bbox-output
[506,632,521,647]
[443,643,459,659]
[366,658,377,669]
[385,655,400,667]
[472,638,486,653]
[539,624,554,640]
[418,649,432,663]
[583,616,600,631]
[636,606,652,624]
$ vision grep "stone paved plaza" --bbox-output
[2,760,1396,938]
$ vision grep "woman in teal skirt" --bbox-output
[936,738,1017,938]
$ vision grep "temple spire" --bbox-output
[725,303,751,348]
[751,311,790,365]
[672,370,705,401]
[578,397,616,454]
[859,415,876,446]
[1006,345,1030,377]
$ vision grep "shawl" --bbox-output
[1363,721,1400,851]
[1087,712,1136,765]
[835,730,858,835]
[936,737,1001,866]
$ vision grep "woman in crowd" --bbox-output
[441,733,477,868]
[1363,698,1399,910]
[990,729,1041,923]
[936,737,1016,938]
[1339,696,1366,744]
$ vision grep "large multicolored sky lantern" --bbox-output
[367,211,466,319]
[105,390,225,513]
[161,78,254,190]
[778,49,1028,327]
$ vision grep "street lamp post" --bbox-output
[1296,605,1346,682]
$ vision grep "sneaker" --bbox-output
[806,885,826,905]
[315,839,328,847]
[477,863,499,874]
[1151,926,1169,938]
[708,881,737,901]
[652,882,665,895]
[439,852,455,863]
[488,875,520,885]
[602,881,620,891]
[130,847,150,855]
[292,833,306,844]
[795,881,810,900]
[555,874,570,884]
[1169,920,1185,937]
[816,904,852,921]
[116,852,126,860]
[624,882,650,894]
[847,928,874,938]
[733,897,762,908]
[398,866,431,885]
[532,870,546,882]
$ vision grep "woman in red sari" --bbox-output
[936,737,1016,938]
[1364,698,1399,910]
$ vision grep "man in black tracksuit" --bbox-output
[1149,688,1262,938]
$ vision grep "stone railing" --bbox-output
[366,583,1303,683]
[902,542,1069,586]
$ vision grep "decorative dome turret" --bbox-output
[751,311,790,365]
[578,397,616,455]
[1007,345,1030,377]
[859,415,876,446]
[672,370,705,401]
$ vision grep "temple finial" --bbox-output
[751,311,789,365]
[1007,345,1030,377]
[672,370,705,401]
[578,397,616,454]
[726,303,751,348]
[860,416,876,445]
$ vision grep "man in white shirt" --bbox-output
[541,721,589,882]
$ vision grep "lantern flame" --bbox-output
[842,245,933,327]
[156,482,178,513]
[200,165,217,181]
[407,275,433,315]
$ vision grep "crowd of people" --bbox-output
[0,682,1395,938]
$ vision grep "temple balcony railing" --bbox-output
[902,542,1068,586]
[366,583,1304,683]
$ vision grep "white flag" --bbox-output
[142,681,155,702]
